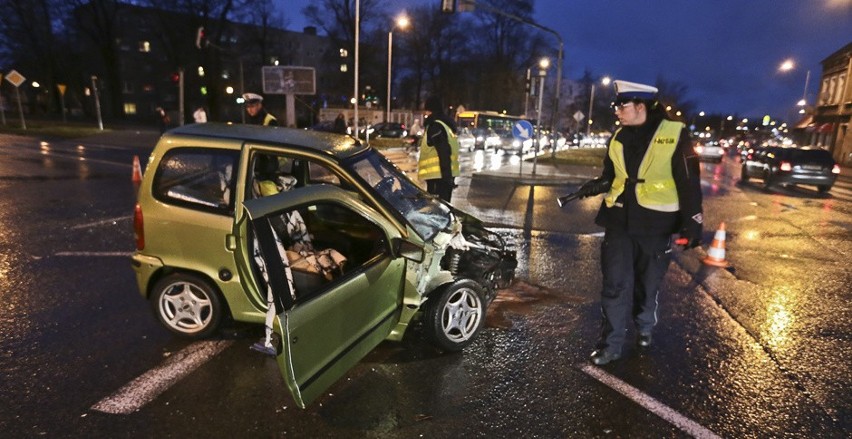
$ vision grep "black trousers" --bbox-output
[426,178,454,202]
[597,228,672,354]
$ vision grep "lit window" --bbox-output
[124,103,137,115]
[138,41,151,52]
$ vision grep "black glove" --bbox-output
[677,217,703,249]
[577,177,612,199]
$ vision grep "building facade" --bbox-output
[810,42,852,165]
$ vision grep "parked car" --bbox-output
[741,146,840,193]
[694,141,724,163]
[359,122,408,139]
[132,123,517,407]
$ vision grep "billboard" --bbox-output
[262,66,316,95]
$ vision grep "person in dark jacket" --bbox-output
[243,93,278,126]
[576,80,704,365]
[417,95,460,202]
[333,112,347,134]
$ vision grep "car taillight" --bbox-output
[694,145,704,153]
[780,161,792,172]
[134,203,144,250]
[832,164,841,174]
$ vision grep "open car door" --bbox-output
[238,186,405,408]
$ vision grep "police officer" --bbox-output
[577,80,704,365]
[418,95,459,202]
[242,93,278,126]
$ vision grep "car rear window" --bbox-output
[786,149,833,163]
[153,148,240,214]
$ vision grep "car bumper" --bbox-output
[772,173,837,186]
[131,253,164,298]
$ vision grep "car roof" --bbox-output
[163,123,368,160]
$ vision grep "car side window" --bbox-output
[153,148,239,214]
[252,201,388,301]
[250,153,342,199]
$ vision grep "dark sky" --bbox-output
[288,0,851,120]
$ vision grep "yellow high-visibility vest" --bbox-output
[263,113,277,126]
[418,120,460,180]
[604,119,683,212]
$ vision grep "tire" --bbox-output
[151,273,224,339]
[740,164,750,182]
[817,185,831,194]
[425,279,486,352]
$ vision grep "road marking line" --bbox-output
[580,364,721,439]
[55,251,132,257]
[92,340,234,415]
[71,215,132,230]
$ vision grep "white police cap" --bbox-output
[242,92,263,103]
[613,80,658,101]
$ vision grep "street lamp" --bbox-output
[532,57,550,175]
[386,14,410,123]
[779,58,811,108]
[587,76,610,136]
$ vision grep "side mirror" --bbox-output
[393,238,424,263]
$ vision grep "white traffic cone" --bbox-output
[703,222,729,267]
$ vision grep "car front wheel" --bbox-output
[425,279,486,352]
[817,185,831,194]
[151,273,223,339]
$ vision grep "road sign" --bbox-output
[262,66,315,95]
[573,111,585,122]
[512,120,534,140]
[5,70,25,87]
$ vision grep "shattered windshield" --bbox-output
[348,150,451,241]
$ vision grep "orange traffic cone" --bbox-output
[132,155,143,183]
[703,222,729,267]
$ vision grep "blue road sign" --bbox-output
[512,120,534,140]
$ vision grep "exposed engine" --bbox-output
[442,215,517,303]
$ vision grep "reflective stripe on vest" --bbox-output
[604,119,683,212]
[418,120,460,180]
[263,113,277,126]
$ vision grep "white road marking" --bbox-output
[92,340,234,414]
[580,364,722,439]
[70,215,132,230]
[55,251,132,257]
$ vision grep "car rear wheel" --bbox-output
[151,273,223,339]
[740,164,750,182]
[425,279,486,352]
[817,185,831,194]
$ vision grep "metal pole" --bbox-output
[14,87,25,129]
[91,76,103,131]
[240,60,245,123]
[179,69,185,126]
[533,68,546,175]
[586,83,595,136]
[802,70,810,104]
[386,30,392,123]
[524,68,530,118]
[0,86,6,125]
[353,0,360,138]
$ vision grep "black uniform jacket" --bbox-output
[594,114,703,236]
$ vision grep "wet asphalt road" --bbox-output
[0,130,850,437]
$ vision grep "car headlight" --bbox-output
[476,136,484,142]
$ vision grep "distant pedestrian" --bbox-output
[571,80,704,366]
[417,94,459,202]
[334,112,347,134]
[193,106,207,123]
[156,107,170,133]
[242,93,278,126]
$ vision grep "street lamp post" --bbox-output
[532,57,549,175]
[386,15,410,123]
[586,76,610,136]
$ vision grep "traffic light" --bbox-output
[196,26,206,49]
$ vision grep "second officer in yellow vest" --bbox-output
[418,95,459,202]
[573,80,704,365]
